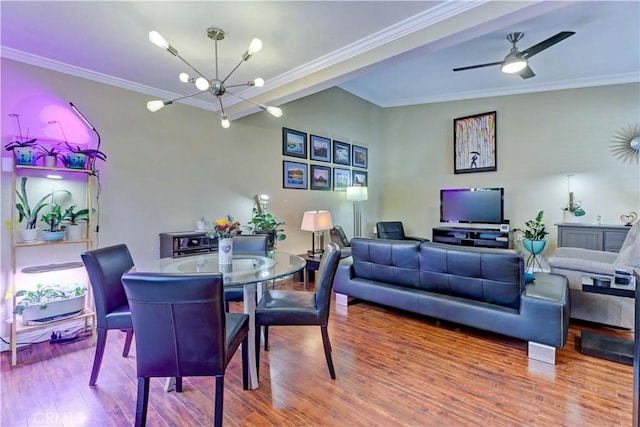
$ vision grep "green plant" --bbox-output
[514,210,549,240]
[40,203,69,232]
[61,142,107,163]
[36,143,60,159]
[62,205,92,225]
[13,283,86,315]
[246,195,286,245]
[4,138,38,151]
[15,177,70,230]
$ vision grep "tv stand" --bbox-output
[432,226,512,249]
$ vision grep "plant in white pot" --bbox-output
[62,205,92,241]
[15,177,70,242]
[14,283,87,324]
[36,143,61,168]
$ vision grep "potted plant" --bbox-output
[562,193,586,223]
[246,195,286,249]
[514,210,549,271]
[62,205,92,240]
[60,141,107,171]
[14,283,87,324]
[36,143,61,168]
[4,113,38,165]
[40,203,69,241]
[15,177,70,242]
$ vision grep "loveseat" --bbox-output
[333,238,570,364]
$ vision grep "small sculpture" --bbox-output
[620,212,638,226]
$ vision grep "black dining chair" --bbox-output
[255,242,341,379]
[224,234,269,311]
[121,272,249,427]
[80,244,135,386]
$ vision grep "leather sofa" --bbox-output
[333,238,570,364]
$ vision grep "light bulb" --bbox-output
[501,58,527,74]
[149,31,169,50]
[221,115,230,128]
[253,78,264,87]
[266,106,283,117]
[195,77,210,91]
[247,38,263,56]
[147,100,166,112]
[179,73,190,83]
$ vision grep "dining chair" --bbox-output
[255,242,341,379]
[121,272,249,427]
[224,234,269,311]
[80,244,135,386]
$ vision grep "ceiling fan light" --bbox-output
[195,77,210,91]
[221,115,231,128]
[501,58,527,73]
[266,106,283,117]
[147,100,167,112]
[149,31,169,50]
[253,78,265,87]
[179,72,190,83]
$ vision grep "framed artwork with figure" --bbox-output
[453,111,496,174]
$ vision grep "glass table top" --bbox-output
[134,251,306,286]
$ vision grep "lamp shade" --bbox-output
[300,211,333,232]
[346,186,368,202]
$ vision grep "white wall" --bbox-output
[379,83,640,247]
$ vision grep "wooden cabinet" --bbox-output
[9,164,97,366]
[432,226,512,249]
[556,223,630,252]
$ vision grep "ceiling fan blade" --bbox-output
[453,61,502,72]
[518,65,535,79]
[520,31,575,59]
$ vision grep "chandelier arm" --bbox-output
[175,53,210,81]
[225,82,253,89]
[218,97,226,116]
[226,90,266,110]
[220,58,246,85]
[166,89,210,103]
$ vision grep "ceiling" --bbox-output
[1,1,638,120]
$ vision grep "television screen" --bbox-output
[440,188,504,224]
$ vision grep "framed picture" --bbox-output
[453,111,497,174]
[310,165,332,190]
[333,167,351,191]
[352,170,367,187]
[282,161,308,189]
[333,140,351,165]
[282,128,307,159]
[310,134,331,162]
[352,145,368,169]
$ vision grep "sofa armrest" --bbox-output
[406,236,430,243]
[551,247,618,263]
[333,256,355,294]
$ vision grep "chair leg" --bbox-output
[175,377,183,393]
[241,333,249,390]
[135,377,150,427]
[224,300,230,312]
[122,329,134,357]
[264,326,270,351]
[214,376,224,427]
[89,328,107,386]
[321,326,336,379]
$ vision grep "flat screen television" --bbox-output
[440,188,504,224]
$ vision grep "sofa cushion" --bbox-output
[418,242,524,309]
[615,221,640,267]
[351,238,420,288]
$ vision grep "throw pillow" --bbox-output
[615,221,640,267]
[525,272,535,283]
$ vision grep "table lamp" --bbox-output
[346,185,368,237]
[301,210,333,257]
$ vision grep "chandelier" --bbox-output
[146,26,283,128]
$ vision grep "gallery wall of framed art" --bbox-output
[281,127,368,191]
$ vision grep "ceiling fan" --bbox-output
[453,31,575,79]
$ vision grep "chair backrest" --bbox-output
[376,221,407,240]
[330,225,350,248]
[81,244,134,328]
[233,234,268,254]
[121,272,227,378]
[315,243,341,320]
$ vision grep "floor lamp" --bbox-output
[346,186,368,238]
[300,211,333,257]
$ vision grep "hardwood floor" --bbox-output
[1,278,634,426]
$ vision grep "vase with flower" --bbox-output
[206,215,241,265]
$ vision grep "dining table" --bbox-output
[133,251,306,390]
